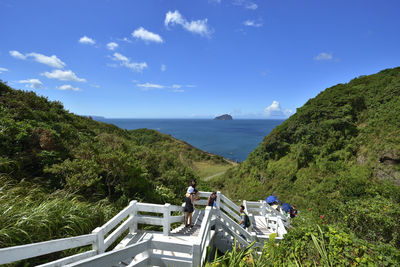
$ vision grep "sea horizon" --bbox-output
[85,116,288,120]
[95,118,285,162]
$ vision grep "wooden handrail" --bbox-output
[219,209,255,242]
[0,234,96,265]
[196,206,214,266]
[0,192,289,266]
[66,240,150,267]
[98,200,136,235]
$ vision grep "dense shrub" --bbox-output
[207,213,400,266]
[0,80,229,265]
[211,67,400,264]
[0,81,226,205]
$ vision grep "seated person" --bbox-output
[207,192,217,207]
[271,200,281,211]
[238,205,250,229]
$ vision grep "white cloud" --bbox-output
[246,3,258,10]
[106,42,118,50]
[161,64,166,72]
[79,36,96,45]
[0,67,8,73]
[165,10,213,37]
[314,52,333,61]
[112,52,129,62]
[9,50,26,59]
[18,79,43,89]
[90,84,100,88]
[137,83,165,91]
[120,37,132,43]
[132,27,163,43]
[233,0,258,10]
[58,84,80,91]
[264,100,293,117]
[111,52,148,72]
[9,50,65,68]
[136,82,191,92]
[165,10,184,26]
[26,52,66,68]
[243,20,262,27]
[41,70,86,82]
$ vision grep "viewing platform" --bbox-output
[0,192,289,267]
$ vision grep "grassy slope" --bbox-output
[0,81,229,255]
[193,160,236,181]
[211,67,400,265]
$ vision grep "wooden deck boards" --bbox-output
[171,209,204,237]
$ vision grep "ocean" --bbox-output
[97,119,284,162]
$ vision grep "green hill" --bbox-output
[0,81,229,256]
[211,67,400,265]
[2,65,400,266]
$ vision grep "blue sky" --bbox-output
[1,0,399,118]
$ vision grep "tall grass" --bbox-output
[310,226,333,267]
[205,239,256,267]
[206,221,400,266]
[0,176,116,248]
[206,226,354,267]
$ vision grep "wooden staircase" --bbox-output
[0,191,289,267]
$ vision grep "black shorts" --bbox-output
[184,205,194,213]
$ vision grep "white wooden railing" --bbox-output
[0,191,289,266]
[0,200,185,266]
[0,234,98,266]
[193,206,215,267]
[245,200,290,226]
[66,239,194,267]
[194,191,241,222]
[218,210,255,244]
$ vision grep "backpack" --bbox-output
[243,213,251,228]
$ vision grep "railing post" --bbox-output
[129,200,138,234]
[92,227,105,254]
[163,203,171,236]
[251,232,257,242]
[261,200,266,216]
[276,218,280,235]
[192,243,201,267]
[207,209,213,243]
[216,191,221,210]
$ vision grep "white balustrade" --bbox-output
[0,191,289,266]
[0,234,97,265]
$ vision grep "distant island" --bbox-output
[214,114,233,120]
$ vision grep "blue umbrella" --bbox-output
[282,203,292,213]
[266,195,277,204]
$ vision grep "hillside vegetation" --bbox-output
[0,81,229,256]
[211,67,400,265]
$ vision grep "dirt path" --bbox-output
[203,171,226,181]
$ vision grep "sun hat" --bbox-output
[266,195,277,204]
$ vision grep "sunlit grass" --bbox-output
[193,161,235,181]
[0,176,116,248]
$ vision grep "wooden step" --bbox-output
[149,253,192,267]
